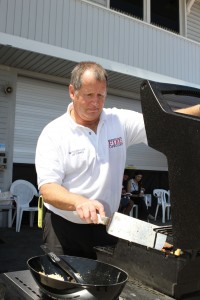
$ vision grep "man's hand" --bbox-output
[176,104,200,116]
[75,199,106,224]
[40,183,106,223]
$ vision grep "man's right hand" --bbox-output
[40,183,106,223]
[75,199,106,224]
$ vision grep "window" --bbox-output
[151,0,179,33]
[110,0,180,34]
[110,0,143,20]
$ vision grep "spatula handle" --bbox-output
[97,214,110,225]
[40,245,84,284]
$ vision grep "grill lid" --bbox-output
[140,80,200,250]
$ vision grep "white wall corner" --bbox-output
[186,0,195,14]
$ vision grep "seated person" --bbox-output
[127,171,154,221]
[118,188,134,216]
[122,171,129,191]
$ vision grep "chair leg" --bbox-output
[129,206,133,217]
[29,212,35,227]
[15,208,19,232]
[167,207,170,221]
[12,210,16,227]
[162,205,166,223]
[8,208,12,228]
[16,210,23,232]
[133,205,138,218]
[129,204,138,218]
[154,205,159,221]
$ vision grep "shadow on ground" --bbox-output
[0,225,43,273]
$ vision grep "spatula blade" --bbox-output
[106,212,166,249]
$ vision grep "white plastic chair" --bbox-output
[144,194,152,207]
[10,180,39,232]
[129,204,138,218]
[153,189,171,223]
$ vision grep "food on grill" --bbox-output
[163,242,173,249]
[161,242,182,256]
[39,271,64,281]
[174,248,181,256]
[161,242,173,253]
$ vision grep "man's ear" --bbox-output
[69,84,75,100]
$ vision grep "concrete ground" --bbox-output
[0,224,43,273]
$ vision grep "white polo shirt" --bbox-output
[35,104,147,223]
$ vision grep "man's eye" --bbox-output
[84,93,105,99]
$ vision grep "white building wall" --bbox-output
[0,71,16,191]
[0,0,200,86]
[187,1,200,43]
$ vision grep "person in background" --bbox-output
[127,171,154,221]
[122,171,129,191]
[119,171,134,215]
[118,187,134,215]
[35,61,200,260]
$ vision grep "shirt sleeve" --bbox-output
[35,125,65,189]
[116,108,148,147]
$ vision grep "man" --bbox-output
[35,61,200,259]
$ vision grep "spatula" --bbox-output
[40,244,85,284]
[98,212,167,250]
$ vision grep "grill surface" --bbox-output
[153,225,173,236]
[0,270,175,300]
[96,240,200,300]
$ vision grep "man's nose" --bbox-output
[91,95,100,105]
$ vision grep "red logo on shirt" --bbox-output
[108,137,123,148]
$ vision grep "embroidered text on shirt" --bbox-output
[108,137,123,148]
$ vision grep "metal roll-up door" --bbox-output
[15,77,70,164]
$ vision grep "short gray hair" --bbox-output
[70,61,108,91]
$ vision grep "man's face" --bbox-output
[69,70,107,123]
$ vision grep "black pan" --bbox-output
[27,254,128,300]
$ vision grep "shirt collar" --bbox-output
[66,103,106,127]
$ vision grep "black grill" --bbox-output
[97,81,200,300]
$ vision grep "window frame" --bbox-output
[107,0,185,35]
